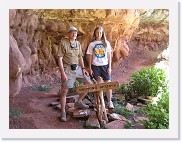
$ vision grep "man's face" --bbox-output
[68,31,77,40]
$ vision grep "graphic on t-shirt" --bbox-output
[93,43,105,58]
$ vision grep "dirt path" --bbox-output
[10,85,87,129]
[112,46,159,83]
[9,46,161,129]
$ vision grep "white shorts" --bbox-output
[61,64,92,89]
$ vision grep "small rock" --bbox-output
[66,103,75,108]
[134,123,145,129]
[56,104,61,110]
[137,97,151,105]
[105,120,126,129]
[145,96,153,100]
[126,103,134,111]
[50,101,60,106]
[66,107,76,115]
[108,113,127,121]
[85,117,100,128]
[66,95,79,103]
[90,110,97,117]
[114,94,125,101]
[73,109,91,118]
[83,98,92,105]
[137,102,147,107]
[133,116,149,122]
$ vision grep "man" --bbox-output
[58,26,92,122]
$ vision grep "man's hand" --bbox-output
[83,69,89,76]
[88,68,93,76]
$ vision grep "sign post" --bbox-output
[76,81,119,94]
[76,77,119,126]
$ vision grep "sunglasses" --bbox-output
[70,42,77,48]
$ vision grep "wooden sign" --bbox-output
[76,81,119,94]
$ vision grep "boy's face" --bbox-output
[68,31,77,40]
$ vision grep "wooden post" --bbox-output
[76,77,119,126]
[96,77,108,125]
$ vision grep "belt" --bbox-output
[64,64,78,71]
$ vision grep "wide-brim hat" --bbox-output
[68,26,78,32]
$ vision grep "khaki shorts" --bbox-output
[62,64,92,89]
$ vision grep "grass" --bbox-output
[124,121,133,129]
[9,107,23,117]
[113,102,134,119]
[32,85,51,92]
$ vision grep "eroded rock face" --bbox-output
[130,10,169,51]
[9,34,25,97]
[24,9,141,65]
[9,9,169,96]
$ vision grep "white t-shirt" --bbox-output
[86,40,112,66]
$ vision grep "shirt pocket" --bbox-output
[70,49,79,57]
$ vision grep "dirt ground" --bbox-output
[9,45,161,129]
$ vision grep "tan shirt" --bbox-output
[58,38,83,65]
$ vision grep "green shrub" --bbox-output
[140,90,169,129]
[114,83,132,101]
[115,83,128,94]
[128,66,168,97]
[114,102,134,119]
[124,121,133,129]
[114,66,169,129]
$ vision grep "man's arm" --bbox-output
[79,56,89,76]
[58,56,67,82]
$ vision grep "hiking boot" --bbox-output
[108,101,114,109]
[74,101,89,109]
[60,111,67,122]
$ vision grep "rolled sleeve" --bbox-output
[86,43,93,55]
[106,41,112,52]
[58,42,65,57]
[78,42,83,57]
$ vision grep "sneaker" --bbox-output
[60,111,67,122]
[108,101,114,109]
[74,101,89,109]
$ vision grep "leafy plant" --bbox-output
[128,66,168,97]
[115,83,129,94]
[140,90,169,129]
[114,83,132,101]
[124,121,133,129]
[32,85,51,92]
[136,106,148,114]
[114,102,134,119]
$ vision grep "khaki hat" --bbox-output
[68,26,78,32]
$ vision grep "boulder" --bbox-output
[9,34,25,96]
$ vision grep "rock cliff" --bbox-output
[9,9,169,96]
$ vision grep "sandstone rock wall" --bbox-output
[130,9,169,51]
[9,9,169,96]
